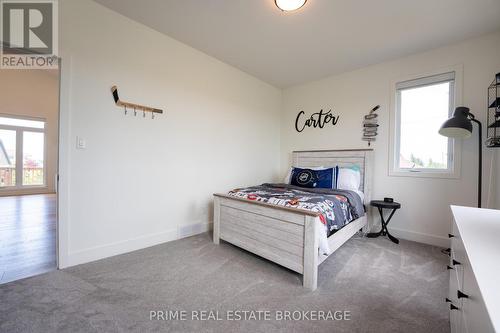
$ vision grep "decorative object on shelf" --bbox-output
[294,109,340,132]
[362,105,380,146]
[111,85,163,119]
[439,106,482,208]
[486,72,500,148]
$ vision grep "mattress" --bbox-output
[227,183,365,255]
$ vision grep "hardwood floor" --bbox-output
[0,194,56,284]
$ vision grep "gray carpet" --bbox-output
[0,233,450,333]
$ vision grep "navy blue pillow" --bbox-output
[333,165,339,188]
[290,167,334,189]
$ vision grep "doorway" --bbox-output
[0,69,59,284]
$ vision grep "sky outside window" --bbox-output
[399,82,451,169]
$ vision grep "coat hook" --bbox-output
[111,86,164,115]
[124,106,127,115]
[143,110,146,118]
[134,107,137,116]
[152,112,155,119]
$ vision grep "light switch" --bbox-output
[76,136,86,149]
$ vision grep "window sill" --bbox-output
[0,185,48,190]
[389,170,460,179]
[0,186,52,196]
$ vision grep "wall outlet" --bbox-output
[76,136,86,149]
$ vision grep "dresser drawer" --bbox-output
[461,259,495,333]
[449,254,463,333]
[448,220,469,333]
[450,310,469,333]
[450,220,466,288]
[448,266,460,305]
[449,249,463,291]
[459,313,468,333]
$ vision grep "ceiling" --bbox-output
[94,0,500,88]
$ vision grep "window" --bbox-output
[0,115,46,188]
[23,131,45,186]
[391,71,458,177]
[0,129,16,187]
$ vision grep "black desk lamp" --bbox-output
[439,106,482,208]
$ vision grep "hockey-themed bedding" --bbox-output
[227,183,365,237]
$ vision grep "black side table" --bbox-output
[367,200,401,244]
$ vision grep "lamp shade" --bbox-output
[438,106,473,138]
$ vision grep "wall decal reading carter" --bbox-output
[295,109,340,133]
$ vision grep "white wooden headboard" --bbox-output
[292,149,374,203]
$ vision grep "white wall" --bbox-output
[0,70,59,195]
[281,31,500,247]
[495,150,500,209]
[58,0,281,267]
[58,0,500,267]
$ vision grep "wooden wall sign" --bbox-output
[295,109,340,132]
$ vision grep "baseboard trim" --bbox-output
[389,227,450,248]
[64,222,214,268]
[66,229,178,267]
[178,222,213,238]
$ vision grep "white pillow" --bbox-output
[283,166,326,184]
[337,167,361,191]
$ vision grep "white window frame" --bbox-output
[389,65,463,179]
[0,114,47,189]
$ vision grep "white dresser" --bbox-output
[448,206,500,333]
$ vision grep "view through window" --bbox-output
[0,116,45,188]
[0,129,16,187]
[395,72,455,173]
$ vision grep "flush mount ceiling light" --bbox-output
[275,0,307,12]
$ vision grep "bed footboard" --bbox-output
[213,194,368,291]
[214,194,323,290]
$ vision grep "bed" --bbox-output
[213,149,373,290]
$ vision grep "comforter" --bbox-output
[228,183,365,237]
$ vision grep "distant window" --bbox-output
[0,115,46,188]
[0,116,44,129]
[0,129,16,187]
[392,72,456,176]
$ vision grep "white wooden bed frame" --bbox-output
[213,149,373,291]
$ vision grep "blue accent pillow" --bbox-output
[290,167,335,189]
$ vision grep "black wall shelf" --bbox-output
[486,73,500,147]
[488,120,500,128]
[488,98,500,108]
